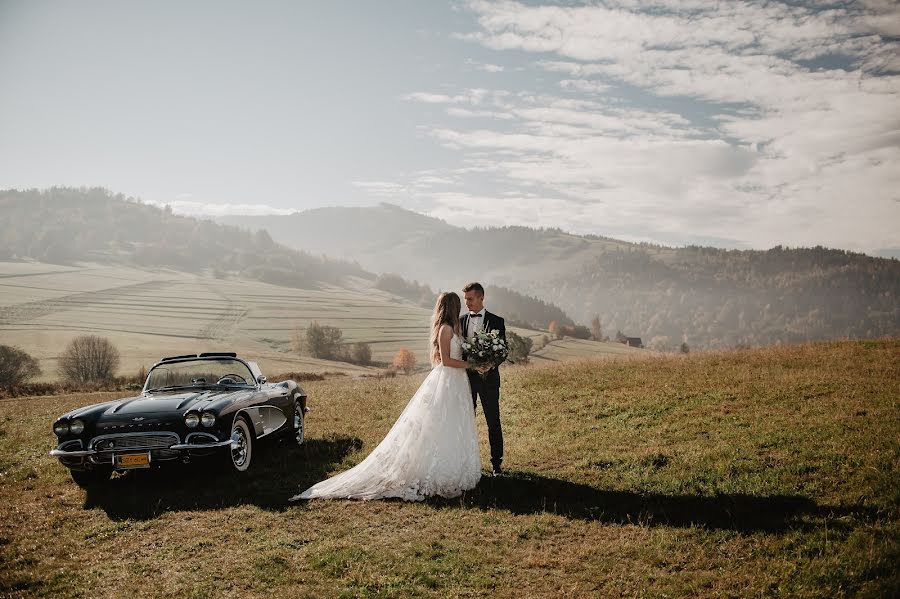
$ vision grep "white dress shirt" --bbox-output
[466,307,487,339]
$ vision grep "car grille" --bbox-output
[92,432,179,451]
[89,432,181,464]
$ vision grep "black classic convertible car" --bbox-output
[50,353,308,487]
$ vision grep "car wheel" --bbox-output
[70,467,112,488]
[229,417,253,472]
[293,399,305,446]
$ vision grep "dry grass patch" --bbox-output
[0,339,897,597]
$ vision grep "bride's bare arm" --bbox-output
[439,325,469,369]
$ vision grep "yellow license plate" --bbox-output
[116,453,150,468]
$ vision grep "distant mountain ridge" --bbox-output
[0,187,370,289]
[219,203,632,289]
[220,204,900,350]
[0,188,576,330]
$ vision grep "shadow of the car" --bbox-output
[83,434,363,520]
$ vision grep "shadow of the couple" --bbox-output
[428,471,871,533]
[84,439,868,533]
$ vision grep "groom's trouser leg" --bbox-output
[468,371,480,410]
[480,374,503,467]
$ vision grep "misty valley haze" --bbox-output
[1,187,897,352]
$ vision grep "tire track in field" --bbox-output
[0,279,179,324]
[195,282,249,340]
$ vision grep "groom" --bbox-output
[460,282,506,475]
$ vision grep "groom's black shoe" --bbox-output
[491,462,503,476]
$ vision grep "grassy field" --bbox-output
[0,339,897,597]
[0,261,637,381]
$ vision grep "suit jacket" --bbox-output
[461,310,507,378]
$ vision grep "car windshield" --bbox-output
[145,358,255,391]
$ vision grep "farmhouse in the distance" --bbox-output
[625,337,643,349]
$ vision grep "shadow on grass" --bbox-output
[85,444,872,533]
[430,471,873,533]
[83,433,362,520]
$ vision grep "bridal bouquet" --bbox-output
[462,329,509,376]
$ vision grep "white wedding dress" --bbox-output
[290,334,481,501]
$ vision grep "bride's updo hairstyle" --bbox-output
[430,291,463,365]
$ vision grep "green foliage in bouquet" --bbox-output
[462,329,509,376]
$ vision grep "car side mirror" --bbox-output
[256,375,267,385]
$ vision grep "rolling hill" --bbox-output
[222,204,900,350]
[0,189,635,381]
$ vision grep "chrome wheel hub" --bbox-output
[294,405,304,444]
[231,429,247,467]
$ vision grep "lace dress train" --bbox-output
[290,335,481,501]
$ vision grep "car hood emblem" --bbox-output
[132,417,145,422]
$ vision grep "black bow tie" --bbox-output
[469,313,483,318]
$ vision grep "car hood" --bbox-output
[67,388,252,420]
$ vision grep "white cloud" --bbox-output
[446,107,515,120]
[465,59,506,72]
[403,89,492,105]
[559,79,610,94]
[351,181,409,197]
[144,199,298,217]
[397,0,900,253]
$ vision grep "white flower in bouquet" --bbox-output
[464,328,510,377]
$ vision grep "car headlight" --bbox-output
[53,421,69,436]
[200,412,216,427]
[184,412,200,428]
[69,419,85,435]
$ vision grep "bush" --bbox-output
[563,324,592,340]
[392,348,417,374]
[58,335,120,383]
[349,342,373,366]
[0,345,42,387]
[306,322,344,360]
[270,371,327,383]
[507,331,533,364]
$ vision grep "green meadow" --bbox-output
[0,339,896,597]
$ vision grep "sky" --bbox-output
[1,1,899,256]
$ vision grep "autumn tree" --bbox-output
[392,348,416,374]
[548,321,563,340]
[58,335,120,383]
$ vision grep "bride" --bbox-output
[290,291,481,501]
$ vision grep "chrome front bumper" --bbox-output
[49,438,233,457]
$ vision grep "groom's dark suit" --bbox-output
[461,310,505,470]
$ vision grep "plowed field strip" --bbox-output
[0,280,178,324]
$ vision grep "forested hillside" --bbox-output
[225,204,900,350]
[0,188,576,330]
[530,244,900,350]
[373,273,574,329]
[0,187,368,289]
